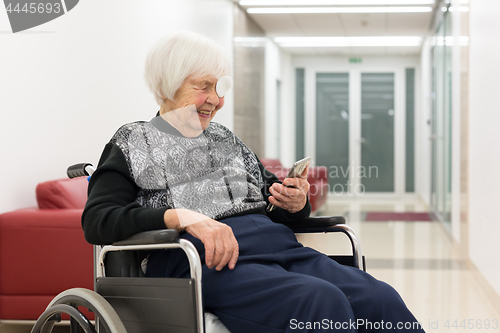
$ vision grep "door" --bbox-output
[360,73,395,192]
[316,73,350,192]
[430,12,453,229]
[313,70,401,196]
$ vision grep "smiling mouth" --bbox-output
[198,110,212,115]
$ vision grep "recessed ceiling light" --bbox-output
[233,37,268,43]
[240,0,435,5]
[247,7,433,14]
[233,37,268,47]
[274,36,422,47]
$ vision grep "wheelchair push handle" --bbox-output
[67,163,95,179]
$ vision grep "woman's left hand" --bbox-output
[268,165,310,213]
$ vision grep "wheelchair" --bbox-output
[30,163,366,333]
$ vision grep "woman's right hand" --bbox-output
[164,209,239,271]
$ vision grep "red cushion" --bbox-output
[36,177,89,209]
[260,158,289,180]
[0,178,94,321]
[308,166,328,182]
[0,295,61,320]
[260,158,283,172]
[0,209,93,297]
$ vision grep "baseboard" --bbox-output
[468,260,500,314]
[0,320,34,333]
[0,320,69,333]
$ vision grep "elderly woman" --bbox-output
[83,32,424,333]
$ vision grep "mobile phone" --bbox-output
[266,156,311,212]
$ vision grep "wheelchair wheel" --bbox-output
[30,288,126,333]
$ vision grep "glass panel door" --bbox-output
[444,10,453,227]
[430,49,438,210]
[360,73,395,192]
[316,73,350,191]
[406,68,416,192]
[296,69,305,160]
[431,10,453,230]
[312,70,403,196]
[435,29,446,220]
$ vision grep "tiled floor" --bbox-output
[297,197,500,333]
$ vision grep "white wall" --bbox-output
[0,0,234,213]
[451,0,462,242]
[419,1,463,242]
[264,39,280,159]
[279,50,294,167]
[468,0,500,297]
[264,40,295,167]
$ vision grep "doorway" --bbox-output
[316,71,396,195]
[296,58,417,197]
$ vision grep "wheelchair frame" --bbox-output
[30,164,365,333]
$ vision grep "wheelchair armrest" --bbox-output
[101,231,204,330]
[290,216,365,270]
[111,229,179,246]
[288,216,346,233]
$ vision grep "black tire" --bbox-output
[31,288,126,333]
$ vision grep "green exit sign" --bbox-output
[349,57,362,63]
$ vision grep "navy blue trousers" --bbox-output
[146,214,425,333]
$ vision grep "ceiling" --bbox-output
[234,1,439,56]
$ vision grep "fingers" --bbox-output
[283,177,309,190]
[268,192,307,213]
[271,180,309,200]
[269,180,309,213]
[228,242,239,270]
[185,220,239,271]
[299,164,310,179]
[203,235,216,269]
[215,232,239,271]
[210,224,239,271]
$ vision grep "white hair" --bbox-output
[144,31,231,105]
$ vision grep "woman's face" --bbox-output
[163,74,225,132]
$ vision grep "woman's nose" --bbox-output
[206,88,219,106]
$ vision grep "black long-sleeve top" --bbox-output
[82,116,311,245]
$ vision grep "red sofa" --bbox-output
[0,177,93,321]
[260,158,329,212]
